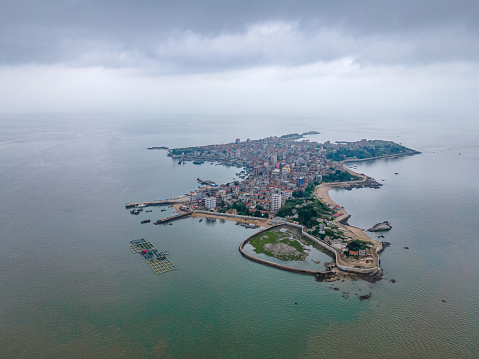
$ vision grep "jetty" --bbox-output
[153,212,191,225]
[197,177,215,186]
[125,195,189,208]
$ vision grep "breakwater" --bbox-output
[125,195,189,208]
[154,213,191,224]
[239,223,382,276]
[238,225,334,280]
[285,223,382,274]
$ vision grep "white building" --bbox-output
[281,190,293,200]
[271,193,282,212]
[204,196,217,210]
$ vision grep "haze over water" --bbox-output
[1,114,478,358]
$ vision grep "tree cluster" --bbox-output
[326,141,412,161]
[322,170,358,183]
[277,198,331,228]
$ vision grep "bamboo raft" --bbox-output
[129,239,177,274]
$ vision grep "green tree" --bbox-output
[292,190,304,198]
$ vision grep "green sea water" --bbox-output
[1,114,478,358]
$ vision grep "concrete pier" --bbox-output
[125,195,189,208]
[153,212,191,224]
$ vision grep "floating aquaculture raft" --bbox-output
[129,238,155,253]
[129,239,177,274]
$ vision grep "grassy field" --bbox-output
[249,227,308,261]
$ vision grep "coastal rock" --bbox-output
[357,271,383,283]
[359,293,372,301]
[344,179,382,190]
[368,221,392,232]
[381,242,391,249]
[315,272,336,282]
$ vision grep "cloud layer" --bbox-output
[1,0,479,115]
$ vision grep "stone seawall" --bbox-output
[239,223,381,276]
[238,225,332,278]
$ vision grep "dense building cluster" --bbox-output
[169,134,410,215]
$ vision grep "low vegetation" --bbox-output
[249,229,307,261]
[322,170,359,183]
[325,140,414,161]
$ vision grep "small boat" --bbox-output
[146,210,152,212]
[164,251,169,255]
[141,219,151,224]
[199,219,203,222]
[168,223,173,225]
[161,209,166,212]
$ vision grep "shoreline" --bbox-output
[314,155,408,274]
[173,203,272,228]
[168,151,421,281]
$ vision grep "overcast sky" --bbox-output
[1,0,478,116]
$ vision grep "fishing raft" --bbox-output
[129,238,177,274]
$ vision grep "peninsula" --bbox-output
[135,133,419,281]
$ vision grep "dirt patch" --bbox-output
[264,242,302,258]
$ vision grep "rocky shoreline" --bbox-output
[343,178,383,190]
[368,221,392,232]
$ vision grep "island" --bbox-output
[129,133,420,282]
[147,146,169,150]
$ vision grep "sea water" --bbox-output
[0,114,478,358]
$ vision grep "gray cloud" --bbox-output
[2,0,479,116]
[1,0,479,72]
